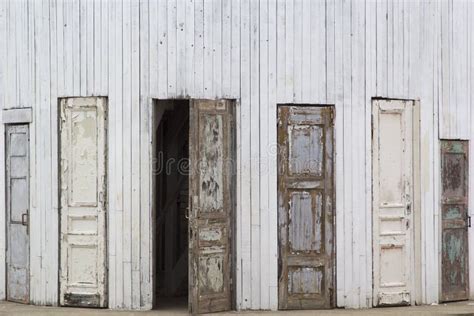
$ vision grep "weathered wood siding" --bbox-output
[0,0,473,310]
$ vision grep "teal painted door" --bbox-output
[441,140,469,302]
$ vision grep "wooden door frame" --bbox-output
[149,98,237,311]
[371,98,421,306]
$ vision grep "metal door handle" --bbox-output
[21,212,28,226]
[467,215,471,228]
[406,203,411,215]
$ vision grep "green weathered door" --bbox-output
[441,140,469,302]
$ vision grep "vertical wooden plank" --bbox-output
[285,0,294,102]
[107,0,117,307]
[203,0,212,97]
[139,0,152,309]
[365,0,377,307]
[185,0,195,96]
[276,0,285,103]
[259,0,269,309]
[249,0,260,308]
[194,0,204,97]
[334,0,345,307]
[157,0,168,98]
[300,0,310,102]
[221,0,231,97]
[212,0,222,98]
[309,0,326,103]
[231,0,242,308]
[0,0,5,297]
[167,0,177,97]
[149,0,158,95]
[131,0,141,308]
[267,0,278,309]
[48,0,59,304]
[176,0,185,97]
[376,0,388,96]
[469,0,474,300]
[240,0,252,309]
[122,0,132,308]
[293,0,302,102]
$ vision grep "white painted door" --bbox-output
[5,124,30,303]
[372,99,414,306]
[59,97,107,307]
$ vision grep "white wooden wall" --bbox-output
[1,0,474,310]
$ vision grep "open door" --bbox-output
[189,99,235,314]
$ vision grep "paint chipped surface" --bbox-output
[440,140,469,302]
[277,106,334,309]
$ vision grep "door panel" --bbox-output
[372,99,414,306]
[189,99,235,314]
[6,124,30,303]
[60,97,107,307]
[440,140,469,302]
[277,106,334,310]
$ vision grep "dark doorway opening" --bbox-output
[153,99,189,311]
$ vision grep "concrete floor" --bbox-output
[1,301,474,316]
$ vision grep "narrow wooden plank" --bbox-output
[167,0,177,97]
[107,0,117,307]
[48,0,59,304]
[203,0,212,97]
[376,0,387,96]
[221,0,231,97]
[365,0,377,307]
[276,0,285,103]
[240,0,252,309]
[72,0,80,95]
[249,0,260,308]
[130,0,141,308]
[184,0,195,96]
[230,0,240,98]
[285,0,294,102]
[212,0,222,97]
[176,0,185,97]
[122,0,132,308]
[149,0,158,94]
[292,0,302,102]
[267,0,278,309]
[157,0,168,98]
[139,0,152,309]
[300,0,310,102]
[194,0,204,97]
[0,0,6,298]
[258,0,269,309]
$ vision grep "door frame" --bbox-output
[371,98,421,306]
[149,98,238,311]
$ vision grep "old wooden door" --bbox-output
[277,105,335,309]
[5,124,30,303]
[440,140,469,302]
[372,99,414,306]
[59,97,107,307]
[189,99,235,314]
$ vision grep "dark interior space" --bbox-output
[153,100,189,310]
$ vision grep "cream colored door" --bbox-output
[372,99,414,306]
[59,97,107,307]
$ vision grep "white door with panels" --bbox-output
[372,99,416,306]
[59,97,107,307]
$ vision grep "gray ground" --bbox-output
[1,301,474,315]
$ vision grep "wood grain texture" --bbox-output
[0,0,472,310]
